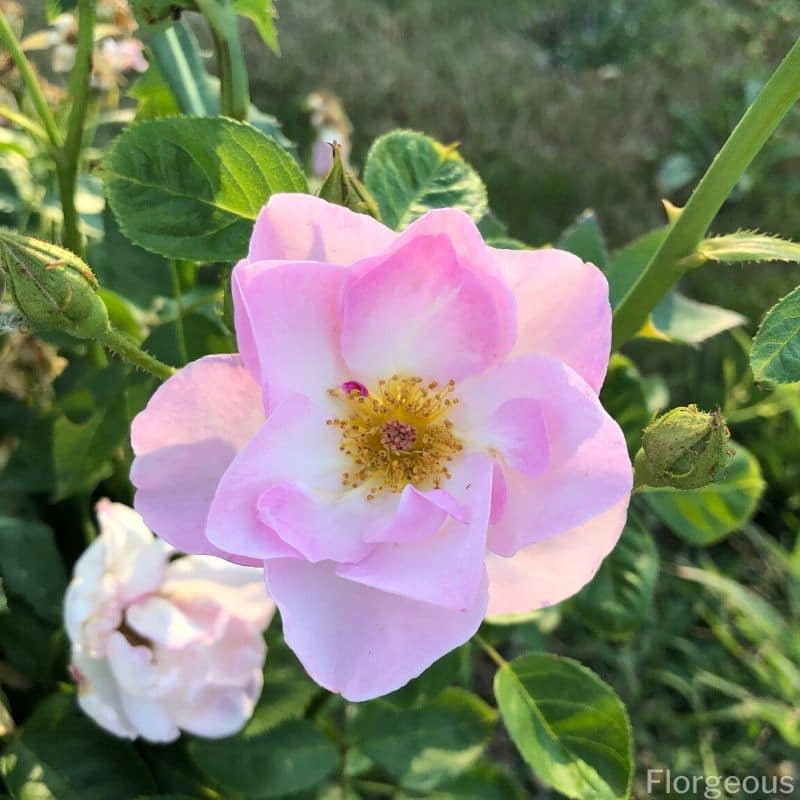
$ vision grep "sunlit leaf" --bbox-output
[103,117,306,261]
[751,284,800,384]
[364,131,487,230]
[494,653,633,800]
[644,443,764,545]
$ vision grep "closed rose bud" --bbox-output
[634,404,732,490]
[64,501,274,742]
[0,230,109,339]
[318,141,381,220]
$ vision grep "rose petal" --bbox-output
[130,355,264,562]
[245,193,396,265]
[232,261,347,403]
[341,233,511,385]
[336,453,493,609]
[486,495,629,617]
[207,394,387,562]
[452,354,631,556]
[268,559,488,701]
[496,247,612,392]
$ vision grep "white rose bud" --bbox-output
[64,500,274,742]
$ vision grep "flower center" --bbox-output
[327,375,463,499]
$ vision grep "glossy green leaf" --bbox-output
[648,292,746,344]
[572,522,660,638]
[188,719,337,798]
[364,130,487,231]
[350,687,496,792]
[103,117,306,261]
[400,762,523,799]
[751,284,800,384]
[644,443,764,545]
[243,638,319,735]
[494,653,633,800]
[556,209,608,269]
[233,0,279,52]
[0,694,156,800]
[0,516,65,624]
[697,230,800,264]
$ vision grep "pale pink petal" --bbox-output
[130,355,264,561]
[257,480,391,563]
[125,596,204,649]
[173,678,262,738]
[232,261,347,403]
[336,454,493,609]
[268,559,488,701]
[164,556,274,628]
[452,355,631,556]
[205,618,267,687]
[119,690,180,743]
[398,209,516,358]
[486,495,629,617]
[482,398,550,476]
[496,247,612,392]
[341,234,511,385]
[73,651,137,739]
[245,193,395,265]
[363,485,447,544]
[207,395,387,562]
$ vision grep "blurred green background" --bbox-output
[243,0,800,320]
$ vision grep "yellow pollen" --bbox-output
[327,375,462,496]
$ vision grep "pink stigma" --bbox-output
[341,380,369,397]
[381,419,417,451]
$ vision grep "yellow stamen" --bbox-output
[327,375,462,496]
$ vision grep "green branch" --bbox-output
[58,0,96,256]
[0,10,63,148]
[99,328,176,380]
[612,35,800,348]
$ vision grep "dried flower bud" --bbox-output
[318,141,381,220]
[634,404,732,490]
[0,230,109,339]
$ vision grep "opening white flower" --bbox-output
[64,500,275,742]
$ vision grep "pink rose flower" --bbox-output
[130,196,632,701]
[64,500,274,741]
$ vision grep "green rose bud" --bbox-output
[634,404,732,490]
[318,142,382,220]
[0,230,109,340]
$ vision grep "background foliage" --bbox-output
[1,1,800,798]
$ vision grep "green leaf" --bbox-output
[401,762,523,799]
[572,522,660,639]
[89,208,172,310]
[364,130,487,231]
[644,443,764,546]
[647,292,746,344]
[599,354,651,454]
[556,210,608,269]
[696,230,800,264]
[188,719,338,798]
[103,117,307,262]
[751,284,800,384]
[350,687,496,792]
[243,638,319,735]
[1,694,157,800]
[494,653,633,800]
[383,646,467,709]
[233,0,279,53]
[0,516,65,624]
[45,0,77,22]
[606,228,666,308]
[0,688,13,737]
